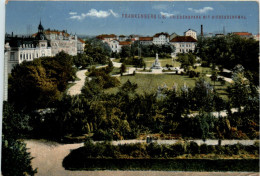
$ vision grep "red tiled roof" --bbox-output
[153,32,169,37]
[119,35,126,37]
[45,30,70,37]
[96,34,117,40]
[78,38,85,43]
[32,30,70,38]
[170,36,197,42]
[233,32,252,36]
[119,41,132,45]
[139,37,153,41]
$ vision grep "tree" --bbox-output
[120,63,126,73]
[227,65,257,113]
[120,45,131,58]
[84,37,111,64]
[2,102,37,176]
[192,78,215,112]
[177,53,196,72]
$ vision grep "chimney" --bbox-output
[201,25,203,36]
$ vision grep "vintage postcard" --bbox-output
[1,0,259,175]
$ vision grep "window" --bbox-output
[26,54,28,60]
[10,52,15,61]
[41,44,45,47]
[20,54,22,60]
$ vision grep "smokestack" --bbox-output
[201,24,203,36]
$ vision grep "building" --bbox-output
[109,39,121,53]
[215,33,225,37]
[170,36,197,55]
[34,28,78,56]
[5,22,52,73]
[170,32,179,40]
[77,38,85,54]
[184,29,197,40]
[118,35,128,41]
[139,37,153,45]
[232,32,253,39]
[153,32,170,45]
[96,34,117,43]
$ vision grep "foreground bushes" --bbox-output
[67,140,259,159]
[63,140,259,171]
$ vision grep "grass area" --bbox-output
[143,57,181,68]
[105,73,229,99]
[106,74,197,94]
[110,67,121,75]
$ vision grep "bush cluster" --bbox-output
[73,140,259,159]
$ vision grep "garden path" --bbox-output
[25,139,258,176]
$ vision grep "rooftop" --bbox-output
[170,36,197,42]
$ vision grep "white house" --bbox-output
[139,37,153,45]
[170,36,197,56]
[109,39,121,53]
[153,32,170,45]
[184,29,197,40]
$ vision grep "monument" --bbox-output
[151,53,162,70]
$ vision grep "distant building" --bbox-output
[5,22,52,73]
[184,29,197,40]
[118,35,128,41]
[153,32,170,45]
[109,39,120,53]
[232,32,253,39]
[170,32,179,40]
[253,34,259,41]
[33,28,78,56]
[96,34,117,43]
[215,33,225,37]
[77,38,85,54]
[139,37,153,45]
[170,36,197,55]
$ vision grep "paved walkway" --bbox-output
[25,140,258,176]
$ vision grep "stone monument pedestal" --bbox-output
[151,53,163,73]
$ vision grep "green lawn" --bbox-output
[105,73,229,100]
[106,74,197,94]
[143,57,181,68]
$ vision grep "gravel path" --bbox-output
[25,139,258,176]
[67,69,88,96]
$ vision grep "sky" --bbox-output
[5,1,259,36]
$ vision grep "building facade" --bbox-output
[153,32,170,45]
[184,29,197,40]
[170,36,197,55]
[139,37,153,45]
[5,22,52,73]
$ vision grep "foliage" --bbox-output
[84,37,111,64]
[8,51,76,111]
[2,102,37,176]
[177,53,196,72]
[196,34,259,85]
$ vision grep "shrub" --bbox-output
[187,141,199,155]
[92,129,113,141]
[215,145,225,155]
[189,71,196,78]
[207,145,216,153]
[170,143,185,157]
[200,144,208,154]
[147,143,162,158]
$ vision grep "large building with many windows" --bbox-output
[170,36,197,56]
[5,21,84,74]
[5,22,52,73]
